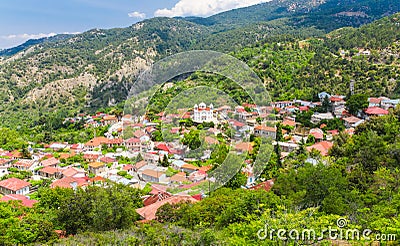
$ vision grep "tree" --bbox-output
[346,94,369,115]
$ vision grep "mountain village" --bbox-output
[0,91,398,221]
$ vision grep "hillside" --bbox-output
[0,0,399,129]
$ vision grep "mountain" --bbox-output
[0,0,399,128]
[184,0,399,31]
[0,34,72,57]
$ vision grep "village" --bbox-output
[0,93,399,220]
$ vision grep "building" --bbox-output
[306,141,334,156]
[37,166,63,179]
[193,103,214,123]
[88,162,106,175]
[41,157,60,167]
[0,178,31,195]
[343,116,364,128]
[136,195,198,221]
[254,125,276,139]
[0,194,38,208]
[12,159,38,171]
[141,169,166,183]
[311,113,334,124]
[364,107,389,118]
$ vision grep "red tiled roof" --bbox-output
[0,194,38,208]
[126,138,141,143]
[62,167,85,177]
[282,120,296,127]
[40,166,61,175]
[123,164,134,171]
[100,157,116,163]
[235,142,253,152]
[369,98,382,104]
[50,177,88,189]
[134,160,147,170]
[143,191,172,206]
[365,107,389,115]
[306,141,333,156]
[142,169,164,178]
[170,172,188,183]
[136,195,198,220]
[0,178,30,191]
[85,137,108,147]
[41,157,60,167]
[249,179,275,191]
[343,116,362,124]
[155,143,170,152]
[255,125,276,132]
[181,163,199,171]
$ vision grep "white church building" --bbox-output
[193,103,215,123]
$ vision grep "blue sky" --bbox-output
[0,0,269,49]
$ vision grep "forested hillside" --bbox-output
[0,0,399,130]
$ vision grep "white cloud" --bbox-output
[128,11,146,19]
[0,32,81,49]
[154,0,271,18]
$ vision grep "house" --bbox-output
[88,162,106,175]
[248,179,274,191]
[84,137,109,151]
[62,167,86,178]
[170,172,189,184]
[41,157,60,167]
[368,97,382,107]
[141,169,166,183]
[103,115,118,125]
[254,125,276,139]
[125,138,142,152]
[181,163,199,174]
[0,178,31,195]
[229,119,246,131]
[123,164,134,173]
[171,160,186,170]
[343,116,364,128]
[193,103,215,123]
[364,107,389,118]
[133,160,147,172]
[135,195,198,221]
[306,141,333,156]
[13,159,38,171]
[234,142,253,154]
[204,136,218,145]
[188,170,207,182]
[311,112,334,124]
[0,194,38,208]
[37,166,63,179]
[381,99,400,109]
[0,158,13,167]
[51,177,88,189]
[273,142,298,153]
[106,138,123,148]
[83,154,100,162]
[272,101,293,109]
[100,156,117,165]
[48,143,67,151]
[309,128,324,142]
[143,191,172,206]
[318,92,331,101]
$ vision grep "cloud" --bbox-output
[1,32,81,40]
[128,11,146,19]
[154,0,271,17]
[0,32,81,49]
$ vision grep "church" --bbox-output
[193,103,214,123]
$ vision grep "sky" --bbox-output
[0,0,269,49]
